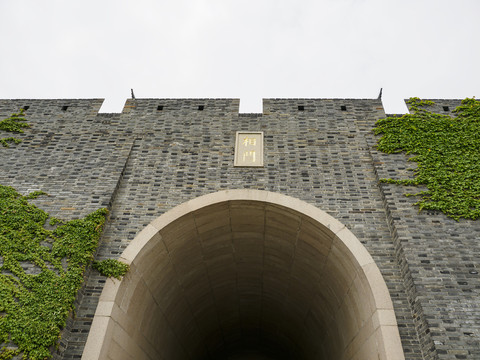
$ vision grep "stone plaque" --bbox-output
[234,131,264,167]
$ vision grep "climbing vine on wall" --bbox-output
[92,259,129,280]
[374,97,480,220]
[0,185,108,359]
[0,110,30,147]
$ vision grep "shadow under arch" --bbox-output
[83,190,405,360]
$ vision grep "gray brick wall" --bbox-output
[369,99,480,360]
[1,97,478,359]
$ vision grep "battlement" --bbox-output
[0,97,387,117]
[0,97,470,119]
[406,98,464,115]
[262,97,384,114]
[0,99,104,117]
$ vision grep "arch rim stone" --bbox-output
[83,189,405,360]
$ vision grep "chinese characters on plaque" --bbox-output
[234,131,264,167]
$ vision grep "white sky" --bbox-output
[1,0,479,114]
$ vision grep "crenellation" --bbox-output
[120,98,240,115]
[407,99,463,116]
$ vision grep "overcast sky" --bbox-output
[1,0,479,114]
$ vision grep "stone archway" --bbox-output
[83,190,405,360]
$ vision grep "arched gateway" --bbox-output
[83,190,405,360]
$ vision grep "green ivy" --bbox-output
[0,110,30,147]
[0,185,108,359]
[374,97,480,220]
[92,259,129,280]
